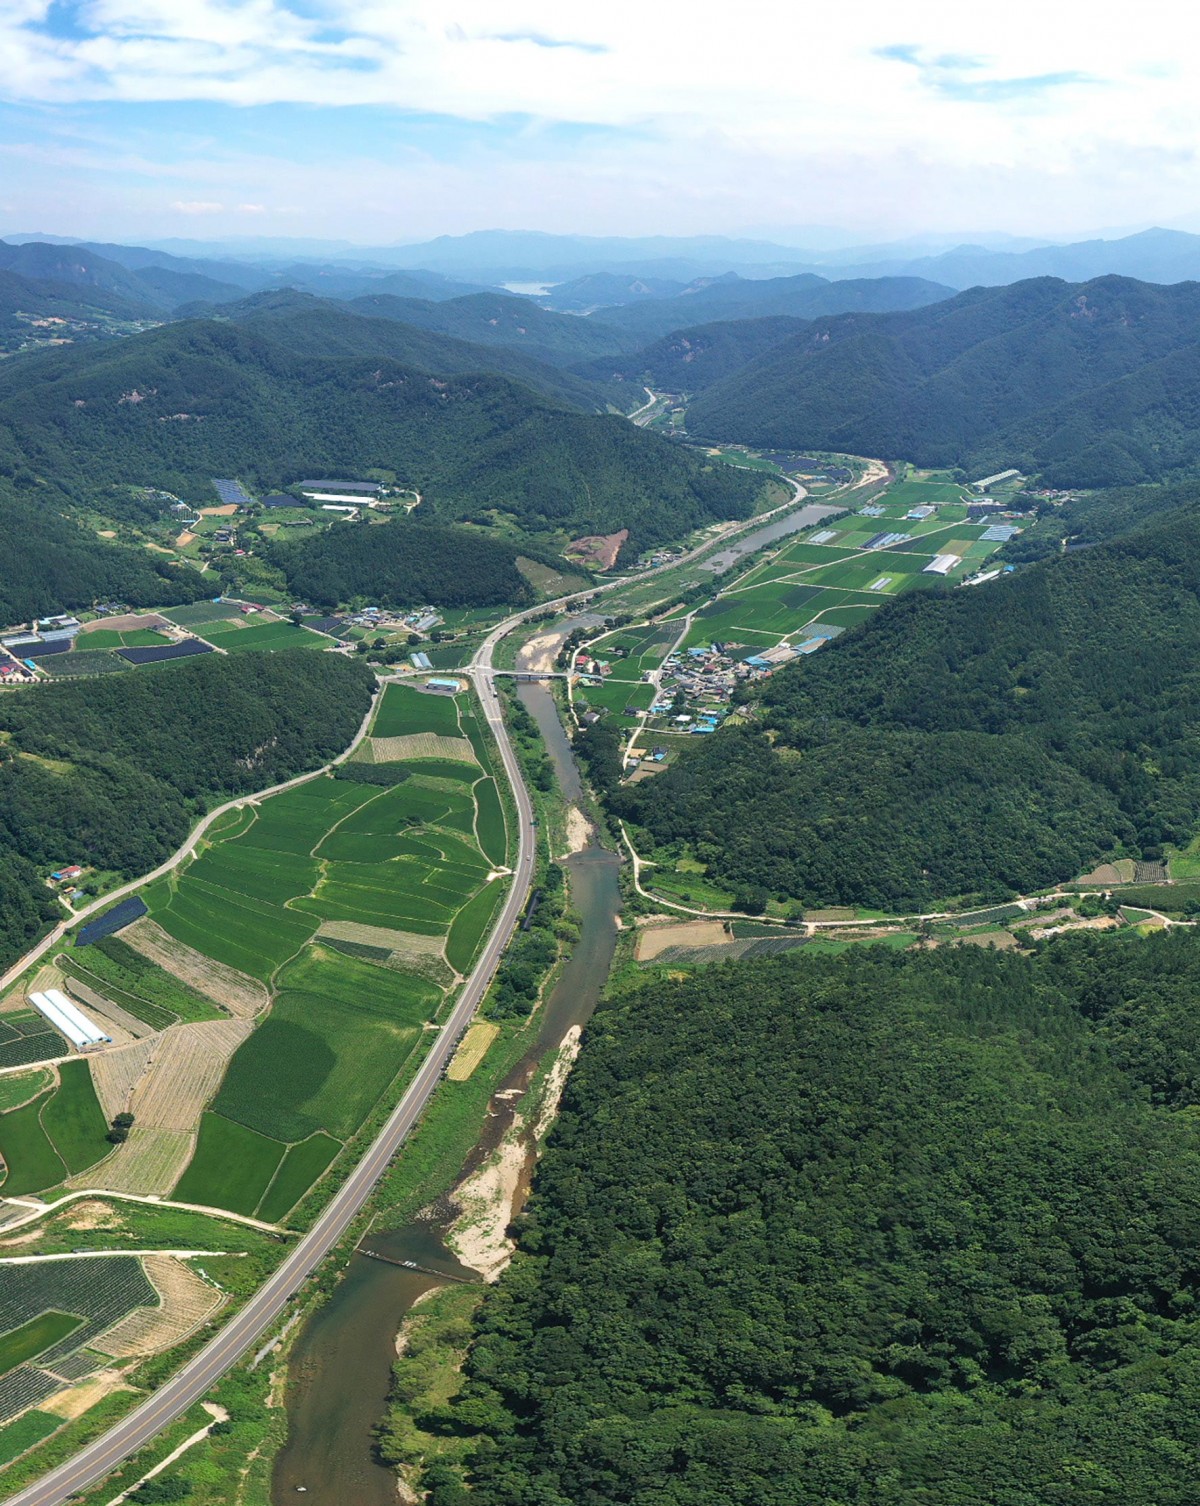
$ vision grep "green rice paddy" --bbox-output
[0,1410,58,1467]
[75,628,172,651]
[373,683,460,738]
[196,618,327,653]
[258,1132,341,1222]
[0,1063,110,1196]
[214,949,437,1142]
[174,1113,287,1217]
[0,1313,82,1377]
[39,1062,109,1175]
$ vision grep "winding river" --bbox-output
[271,672,621,1505]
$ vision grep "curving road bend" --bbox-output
[3,474,834,1506]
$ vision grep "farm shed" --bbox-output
[31,989,110,1049]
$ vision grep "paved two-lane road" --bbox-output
[3,656,536,1506]
[5,474,835,1506]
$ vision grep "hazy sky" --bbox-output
[0,1,1195,245]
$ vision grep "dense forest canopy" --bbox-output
[0,487,209,623]
[574,314,809,393]
[0,318,760,554]
[269,517,532,609]
[612,494,1200,909]
[0,652,373,972]
[687,275,1200,486]
[445,938,1200,1506]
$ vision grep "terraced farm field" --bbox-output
[0,680,510,1231]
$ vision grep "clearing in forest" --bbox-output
[636,919,728,960]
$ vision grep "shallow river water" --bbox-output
[271,676,620,1505]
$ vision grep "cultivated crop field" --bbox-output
[12,679,516,1222]
[0,1062,110,1196]
[193,617,327,653]
[0,1257,156,1422]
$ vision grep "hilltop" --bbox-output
[0,317,761,556]
[687,275,1200,486]
[607,487,1200,910]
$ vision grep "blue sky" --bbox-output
[0,2,1195,244]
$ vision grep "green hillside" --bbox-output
[0,651,374,973]
[687,275,1200,485]
[211,295,617,410]
[592,272,953,342]
[447,938,1200,1506]
[0,488,209,623]
[346,290,632,366]
[269,517,531,609]
[611,491,1200,910]
[0,319,760,554]
[574,314,808,392]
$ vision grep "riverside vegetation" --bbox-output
[422,934,1200,1506]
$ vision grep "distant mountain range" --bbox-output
[686,275,1200,486]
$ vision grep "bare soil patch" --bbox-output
[200,503,238,517]
[447,1020,500,1082]
[561,805,592,857]
[953,930,1018,950]
[43,1370,131,1420]
[368,733,477,764]
[636,918,727,961]
[91,1039,156,1120]
[77,613,169,637]
[123,919,267,1018]
[97,1256,225,1357]
[565,529,628,571]
[517,630,561,676]
[1075,861,1131,886]
[1030,916,1122,940]
[449,1131,526,1283]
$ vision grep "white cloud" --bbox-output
[1,1,1198,236]
[170,198,224,212]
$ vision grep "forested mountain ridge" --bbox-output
[0,487,209,623]
[445,939,1200,1506]
[0,318,760,553]
[0,652,374,974]
[0,240,243,316]
[591,271,954,341]
[610,491,1200,909]
[345,290,632,366]
[208,296,616,410]
[687,274,1200,485]
[574,314,808,392]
